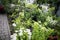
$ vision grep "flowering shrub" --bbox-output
[10,3,59,40]
[0,0,60,40]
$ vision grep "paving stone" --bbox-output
[0,14,11,40]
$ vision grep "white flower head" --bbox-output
[12,23,16,27]
[10,4,15,8]
[25,29,32,35]
[26,29,31,32]
[15,30,18,33]
[10,33,17,40]
[38,21,41,23]
[40,4,49,12]
[18,27,25,36]
[19,29,23,36]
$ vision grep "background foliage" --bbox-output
[1,0,60,40]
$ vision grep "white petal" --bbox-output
[12,23,16,27]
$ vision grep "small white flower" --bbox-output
[11,33,17,40]
[25,29,32,35]
[26,29,31,32]
[39,25,42,27]
[18,27,25,36]
[40,4,49,12]
[10,4,15,8]
[19,29,23,36]
[15,30,18,33]
[12,23,16,27]
[38,21,41,23]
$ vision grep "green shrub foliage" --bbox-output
[2,0,60,40]
[12,3,57,40]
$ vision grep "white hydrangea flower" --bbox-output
[19,29,23,36]
[11,33,17,40]
[18,27,25,36]
[25,29,30,32]
[16,28,32,40]
[24,29,31,34]
[40,4,49,12]
[12,23,16,27]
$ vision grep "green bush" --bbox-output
[0,0,60,40]
[11,3,57,40]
